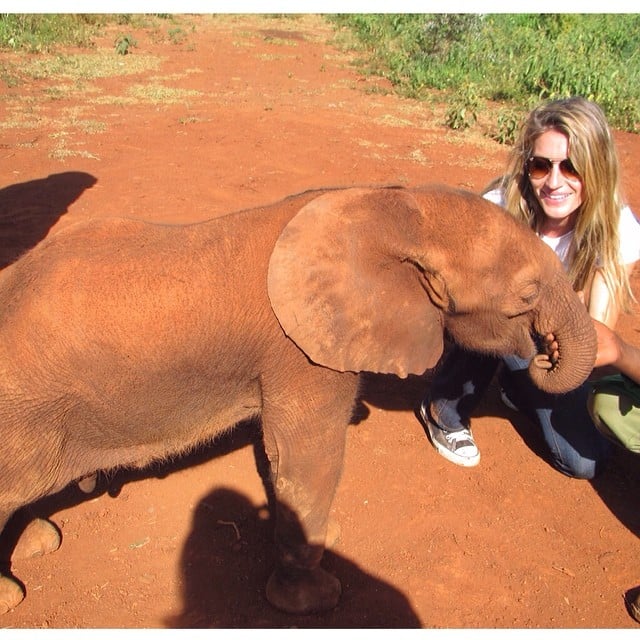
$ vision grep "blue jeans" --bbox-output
[427,347,612,479]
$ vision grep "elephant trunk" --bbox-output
[527,276,597,395]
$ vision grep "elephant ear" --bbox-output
[267,187,444,378]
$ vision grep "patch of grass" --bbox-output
[49,132,100,160]
[262,35,299,47]
[374,114,415,128]
[126,83,202,104]
[60,108,108,134]
[0,14,202,162]
[0,62,21,87]
[22,51,162,80]
[0,14,102,52]
[167,28,188,45]
[0,14,177,53]
[256,53,289,62]
[329,14,640,134]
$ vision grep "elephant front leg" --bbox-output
[266,505,342,615]
[261,368,358,615]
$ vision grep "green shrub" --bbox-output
[114,34,137,55]
[0,14,103,51]
[445,84,480,130]
[329,14,640,134]
[491,108,524,146]
[0,14,172,53]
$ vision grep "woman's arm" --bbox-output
[593,319,640,384]
[587,260,637,329]
[587,270,620,328]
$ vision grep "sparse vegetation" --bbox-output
[0,14,102,52]
[0,14,173,53]
[2,14,639,141]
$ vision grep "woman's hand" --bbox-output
[534,322,623,372]
[593,319,623,368]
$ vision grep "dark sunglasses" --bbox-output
[525,156,581,181]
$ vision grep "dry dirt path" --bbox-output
[0,15,639,628]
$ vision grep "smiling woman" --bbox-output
[526,129,584,237]
[419,96,640,477]
[492,96,637,324]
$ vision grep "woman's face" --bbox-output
[528,129,584,236]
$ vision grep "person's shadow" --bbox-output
[0,172,96,267]
[165,419,421,628]
[166,486,422,628]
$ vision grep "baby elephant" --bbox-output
[0,185,596,615]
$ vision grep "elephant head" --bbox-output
[267,185,596,394]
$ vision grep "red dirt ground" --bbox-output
[0,15,639,629]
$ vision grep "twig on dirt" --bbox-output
[597,550,617,561]
[551,564,575,577]
[217,519,241,541]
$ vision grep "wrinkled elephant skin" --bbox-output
[0,185,596,615]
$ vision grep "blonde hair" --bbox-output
[486,96,633,312]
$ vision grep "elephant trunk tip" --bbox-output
[527,326,597,395]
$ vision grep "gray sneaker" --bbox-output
[625,587,640,623]
[419,402,480,467]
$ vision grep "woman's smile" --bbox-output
[529,129,583,237]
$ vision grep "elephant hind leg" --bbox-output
[12,518,61,561]
[0,511,24,614]
[0,507,61,614]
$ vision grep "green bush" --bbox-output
[445,84,480,130]
[330,14,640,133]
[0,14,104,51]
[0,14,169,53]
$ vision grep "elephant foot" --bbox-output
[12,518,61,561]
[266,565,341,615]
[0,575,25,614]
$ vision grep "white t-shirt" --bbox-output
[483,188,640,271]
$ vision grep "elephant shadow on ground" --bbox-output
[353,371,433,423]
[165,486,422,628]
[0,422,260,585]
[0,172,97,268]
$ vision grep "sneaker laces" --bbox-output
[444,429,475,447]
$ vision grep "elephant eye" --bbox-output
[505,281,540,318]
[520,279,541,302]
